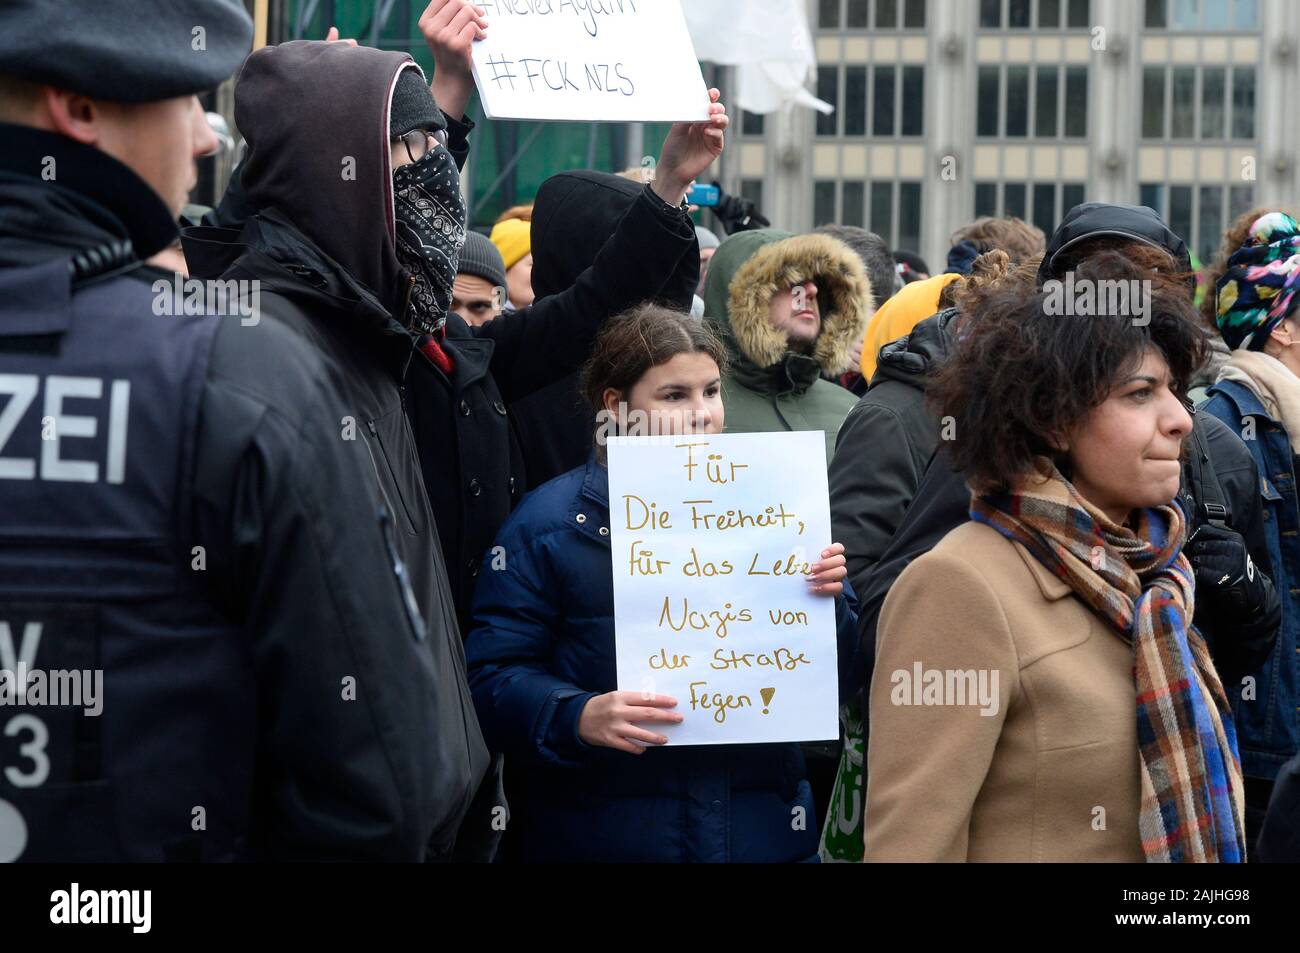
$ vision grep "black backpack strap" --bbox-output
[1188,414,1231,532]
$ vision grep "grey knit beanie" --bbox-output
[457,231,508,290]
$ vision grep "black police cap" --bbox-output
[0,0,253,102]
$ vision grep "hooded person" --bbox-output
[702,229,871,465]
[179,40,496,861]
[509,170,703,490]
[192,48,724,641]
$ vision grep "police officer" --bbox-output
[0,0,489,861]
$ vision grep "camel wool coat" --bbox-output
[864,520,1146,862]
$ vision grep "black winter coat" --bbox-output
[829,308,956,601]
[408,180,698,626]
[182,41,497,859]
[184,209,492,860]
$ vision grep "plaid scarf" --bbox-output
[971,463,1247,862]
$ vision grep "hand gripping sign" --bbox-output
[471,0,711,122]
[607,431,839,745]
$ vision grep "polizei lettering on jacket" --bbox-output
[0,373,129,483]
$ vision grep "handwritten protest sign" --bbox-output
[470,0,711,122]
[607,431,839,746]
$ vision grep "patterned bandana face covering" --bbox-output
[393,143,466,337]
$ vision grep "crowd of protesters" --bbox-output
[1,0,1299,864]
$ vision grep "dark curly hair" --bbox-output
[926,247,1209,494]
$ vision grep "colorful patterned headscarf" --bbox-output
[1215,212,1300,351]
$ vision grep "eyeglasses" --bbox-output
[395,127,449,164]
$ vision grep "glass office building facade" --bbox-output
[260,1,1297,265]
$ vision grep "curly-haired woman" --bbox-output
[864,251,1247,862]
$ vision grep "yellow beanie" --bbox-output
[859,272,963,381]
[490,218,532,270]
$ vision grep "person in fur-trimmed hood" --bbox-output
[702,229,871,464]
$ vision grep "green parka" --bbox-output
[702,229,872,464]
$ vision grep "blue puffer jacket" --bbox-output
[465,457,857,862]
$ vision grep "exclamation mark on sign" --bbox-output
[760,687,775,714]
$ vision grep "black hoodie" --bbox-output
[508,170,700,490]
[183,41,494,861]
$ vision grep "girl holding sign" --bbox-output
[464,304,856,862]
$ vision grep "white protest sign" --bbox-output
[470,0,711,122]
[607,431,839,746]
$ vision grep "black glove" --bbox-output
[1187,524,1264,614]
[711,181,770,235]
[1186,522,1280,684]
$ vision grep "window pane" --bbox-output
[1201,67,1225,139]
[814,181,838,227]
[876,0,898,27]
[1234,0,1259,29]
[1229,185,1254,219]
[871,182,894,241]
[1232,67,1255,139]
[1064,66,1088,136]
[1173,0,1199,29]
[1067,0,1089,27]
[1033,183,1056,236]
[1040,0,1061,28]
[978,67,1000,136]
[845,66,868,135]
[1142,67,1166,138]
[975,182,998,217]
[873,66,897,136]
[1009,0,1030,28]
[1004,183,1027,220]
[816,67,838,136]
[1203,0,1228,30]
[1035,67,1059,136]
[980,0,1002,28]
[741,110,765,136]
[847,0,869,28]
[1199,186,1223,264]
[1145,0,1167,27]
[1006,66,1030,137]
[819,0,841,29]
[903,0,926,27]
[740,179,764,211]
[1140,183,1164,214]
[1063,183,1085,216]
[1170,185,1193,247]
[842,181,866,229]
[901,67,925,135]
[898,182,922,255]
[1171,67,1195,139]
